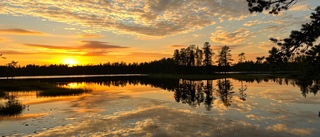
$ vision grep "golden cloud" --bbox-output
[210,28,254,44]
[0,28,43,35]
[128,52,171,58]
[243,20,263,27]
[77,34,104,39]
[22,41,128,57]
[0,0,250,38]
[170,45,187,48]
[24,41,128,50]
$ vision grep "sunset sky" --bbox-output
[0,0,318,66]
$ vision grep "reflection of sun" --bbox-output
[62,58,78,67]
[67,82,84,89]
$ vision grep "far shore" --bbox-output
[0,71,303,81]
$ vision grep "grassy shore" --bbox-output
[0,81,91,97]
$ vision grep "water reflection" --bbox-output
[174,80,215,110]
[1,76,320,136]
[216,78,234,107]
[0,81,91,117]
[0,76,319,117]
[238,81,247,101]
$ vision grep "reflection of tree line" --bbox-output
[237,77,320,97]
[173,78,320,110]
[174,78,239,110]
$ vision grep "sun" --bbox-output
[62,58,78,67]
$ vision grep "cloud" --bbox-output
[24,44,74,50]
[290,4,309,11]
[258,41,275,51]
[243,20,264,27]
[83,51,107,56]
[170,45,187,48]
[24,41,128,50]
[262,14,310,34]
[128,52,171,58]
[80,41,128,49]
[0,0,250,38]
[77,34,104,39]
[210,28,254,44]
[0,28,43,35]
[22,41,128,57]
[0,50,34,55]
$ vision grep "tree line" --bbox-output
[0,43,315,77]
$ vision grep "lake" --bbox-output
[0,76,319,137]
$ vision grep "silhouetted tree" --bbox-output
[0,54,6,59]
[203,42,213,73]
[173,49,180,65]
[217,46,233,73]
[247,0,298,14]
[266,47,283,64]
[195,46,203,66]
[256,56,265,64]
[266,47,284,70]
[186,45,196,67]
[270,7,320,62]
[238,52,246,63]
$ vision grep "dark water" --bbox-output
[0,76,319,136]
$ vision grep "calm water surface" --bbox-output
[0,77,319,137]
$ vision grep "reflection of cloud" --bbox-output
[1,0,250,37]
[266,124,314,136]
[0,113,48,120]
[0,28,43,35]
[210,28,254,44]
[27,104,270,137]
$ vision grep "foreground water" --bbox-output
[0,77,319,136]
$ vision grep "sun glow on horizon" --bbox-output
[62,58,79,67]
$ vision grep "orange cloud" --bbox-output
[0,50,34,55]
[83,51,107,56]
[170,45,187,48]
[0,0,250,38]
[0,28,43,35]
[128,52,171,58]
[80,41,128,49]
[24,41,128,50]
[77,34,104,39]
[210,28,254,44]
